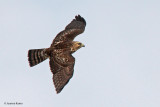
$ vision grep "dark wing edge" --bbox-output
[49,54,75,93]
[65,15,86,30]
[51,15,86,47]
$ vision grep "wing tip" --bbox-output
[56,89,62,94]
[75,15,86,26]
[55,86,63,94]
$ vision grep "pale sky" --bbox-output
[0,0,160,107]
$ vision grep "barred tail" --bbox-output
[28,49,48,67]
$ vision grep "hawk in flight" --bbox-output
[28,15,86,93]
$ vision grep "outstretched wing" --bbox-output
[49,51,75,93]
[51,15,86,47]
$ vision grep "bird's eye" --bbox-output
[78,43,81,45]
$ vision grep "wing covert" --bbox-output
[49,52,75,93]
[51,15,86,47]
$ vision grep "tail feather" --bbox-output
[28,49,48,67]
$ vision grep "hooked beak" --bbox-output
[81,43,85,47]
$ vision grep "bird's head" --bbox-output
[71,41,85,53]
